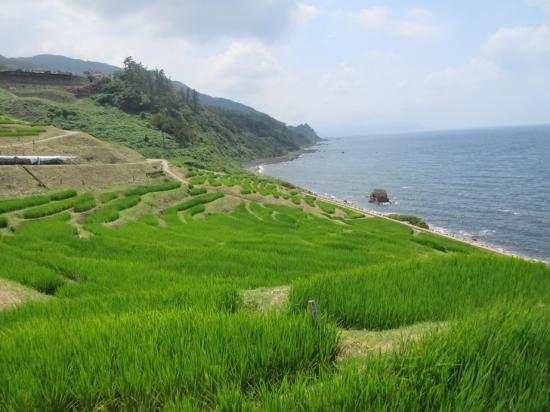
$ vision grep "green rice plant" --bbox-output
[189,176,207,185]
[411,232,475,254]
[388,214,429,229]
[185,169,197,178]
[0,243,66,294]
[0,117,30,125]
[124,181,181,196]
[85,195,141,225]
[168,192,224,213]
[0,190,74,214]
[304,195,316,207]
[85,207,120,225]
[113,195,142,211]
[0,128,46,137]
[255,304,550,411]
[99,191,119,203]
[184,205,206,222]
[0,216,7,228]
[73,199,97,213]
[290,195,301,205]
[140,214,159,226]
[337,206,364,219]
[49,189,77,201]
[290,254,549,329]
[0,311,338,410]
[209,178,222,187]
[23,193,94,219]
[318,201,336,214]
[188,187,207,196]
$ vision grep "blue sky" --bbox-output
[1,0,549,136]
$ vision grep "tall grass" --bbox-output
[290,255,549,329]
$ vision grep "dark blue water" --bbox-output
[262,125,550,262]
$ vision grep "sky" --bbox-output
[1,0,550,136]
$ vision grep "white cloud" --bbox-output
[357,7,389,29]
[320,63,357,94]
[292,3,320,24]
[483,24,550,69]
[357,7,439,39]
[198,41,283,97]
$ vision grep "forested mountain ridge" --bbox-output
[0,56,320,169]
[1,54,265,115]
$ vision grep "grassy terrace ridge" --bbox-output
[1,159,550,409]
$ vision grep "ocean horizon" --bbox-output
[261,124,550,262]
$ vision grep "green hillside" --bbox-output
[0,57,320,169]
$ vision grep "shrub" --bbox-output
[0,216,7,228]
[388,214,429,229]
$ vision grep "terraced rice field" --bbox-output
[1,169,549,410]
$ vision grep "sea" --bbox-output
[261,124,550,262]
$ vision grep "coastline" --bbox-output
[249,154,545,262]
[243,146,319,171]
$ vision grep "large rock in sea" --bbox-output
[369,189,390,204]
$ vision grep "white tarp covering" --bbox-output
[0,155,76,165]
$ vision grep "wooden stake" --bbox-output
[308,300,318,325]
